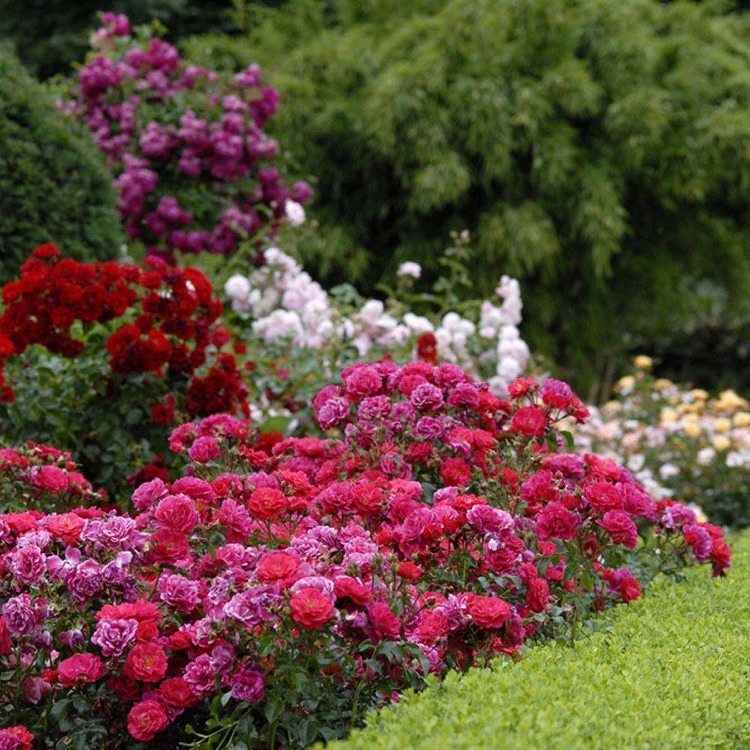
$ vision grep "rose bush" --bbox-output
[574,356,750,527]
[0,244,249,503]
[0,362,730,748]
[223,233,531,430]
[63,12,312,264]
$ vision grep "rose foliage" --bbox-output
[0,361,731,748]
[63,12,312,264]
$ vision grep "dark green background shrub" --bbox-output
[187,0,750,395]
[0,0,242,79]
[321,530,750,750]
[0,46,123,283]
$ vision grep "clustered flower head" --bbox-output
[574,356,750,526]
[0,442,106,514]
[0,245,247,418]
[224,248,531,398]
[0,362,730,746]
[64,13,312,263]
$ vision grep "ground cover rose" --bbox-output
[0,364,732,748]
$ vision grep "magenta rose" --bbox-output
[597,510,638,549]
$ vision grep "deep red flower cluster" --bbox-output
[0,245,247,420]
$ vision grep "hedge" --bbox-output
[321,530,750,750]
[0,45,123,284]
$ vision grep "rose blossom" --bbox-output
[597,510,638,549]
[230,666,266,703]
[535,502,579,541]
[289,588,334,629]
[57,652,106,687]
[158,573,200,613]
[123,641,168,682]
[154,493,199,533]
[127,699,169,742]
[91,618,138,657]
[467,595,512,629]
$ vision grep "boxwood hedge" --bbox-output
[322,531,750,750]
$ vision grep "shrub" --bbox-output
[319,528,750,750]
[0,245,249,504]
[63,13,312,265]
[573,356,750,528]
[0,362,731,748]
[0,46,123,284]
[222,235,531,428]
[186,0,750,392]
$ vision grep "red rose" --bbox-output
[585,482,623,513]
[123,641,169,682]
[334,576,372,607]
[248,487,288,521]
[710,539,732,577]
[149,529,190,564]
[597,510,638,549]
[256,551,299,584]
[536,501,579,541]
[508,377,538,399]
[46,513,85,545]
[0,616,11,656]
[440,458,472,487]
[416,610,450,645]
[289,588,334,629]
[526,577,551,613]
[57,652,106,687]
[615,574,642,603]
[510,406,547,437]
[127,699,169,742]
[467,595,512,629]
[416,333,438,365]
[159,676,199,708]
[397,561,423,581]
[367,602,401,641]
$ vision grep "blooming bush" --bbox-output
[0,362,730,748]
[0,244,249,503]
[574,356,750,527]
[63,12,312,264]
[223,234,531,427]
[0,442,106,515]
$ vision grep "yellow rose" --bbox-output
[712,435,731,452]
[654,378,673,391]
[691,389,708,401]
[616,375,635,392]
[633,355,653,371]
[713,417,732,433]
[733,412,750,428]
[718,389,748,410]
[683,422,702,438]
[660,407,678,425]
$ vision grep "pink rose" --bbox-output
[57,652,106,687]
[597,510,638,549]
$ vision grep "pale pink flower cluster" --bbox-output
[224,249,530,396]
